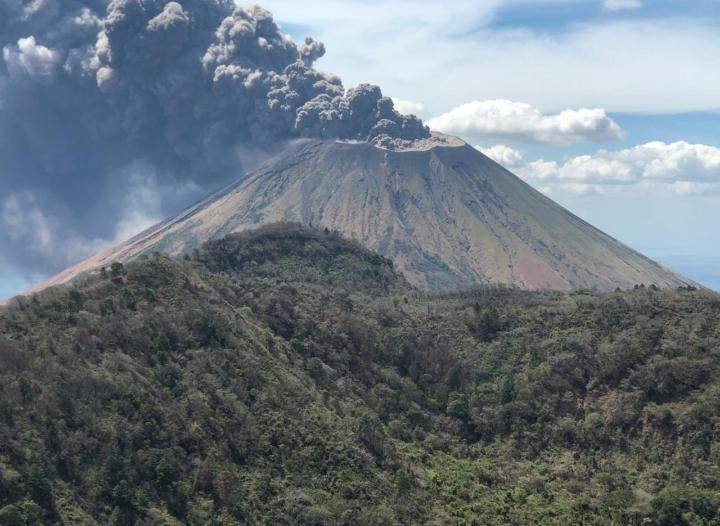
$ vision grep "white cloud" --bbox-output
[2,36,60,78]
[2,192,54,253]
[260,1,720,114]
[111,170,164,243]
[73,7,102,29]
[263,1,501,32]
[670,181,720,197]
[429,100,623,144]
[480,144,525,166]
[391,97,426,116]
[1,192,106,264]
[0,173,163,270]
[603,0,642,11]
[506,141,720,195]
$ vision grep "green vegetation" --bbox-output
[1,224,719,525]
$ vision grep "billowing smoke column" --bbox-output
[0,0,428,290]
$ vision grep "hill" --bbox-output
[32,135,690,294]
[1,224,719,525]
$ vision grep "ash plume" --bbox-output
[0,0,428,291]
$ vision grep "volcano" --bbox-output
[34,133,689,292]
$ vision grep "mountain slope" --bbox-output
[34,134,689,293]
[2,225,719,524]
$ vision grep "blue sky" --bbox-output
[1,0,719,297]
[0,276,42,301]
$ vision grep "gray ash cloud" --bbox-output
[0,0,428,290]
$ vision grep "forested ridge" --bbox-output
[1,224,719,525]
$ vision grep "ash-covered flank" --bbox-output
[31,135,694,294]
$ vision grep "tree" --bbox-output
[471,307,502,341]
[359,413,386,458]
[110,262,124,277]
[446,391,469,422]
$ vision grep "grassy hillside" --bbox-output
[1,224,719,525]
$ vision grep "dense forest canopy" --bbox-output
[1,224,719,525]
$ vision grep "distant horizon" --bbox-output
[1,195,717,300]
[647,255,720,293]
